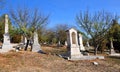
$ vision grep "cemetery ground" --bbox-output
[0,46,119,72]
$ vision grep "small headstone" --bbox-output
[65,41,67,46]
[57,41,61,48]
[78,34,85,51]
[86,41,90,47]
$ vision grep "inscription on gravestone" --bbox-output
[72,32,76,44]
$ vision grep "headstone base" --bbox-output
[32,44,41,52]
[110,48,115,54]
[68,56,104,60]
[0,44,13,53]
[110,53,120,57]
[70,47,83,59]
[80,45,85,51]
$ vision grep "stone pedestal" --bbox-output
[1,44,12,52]
[0,14,12,53]
[110,48,115,54]
[2,33,12,52]
[70,45,83,59]
[32,32,41,52]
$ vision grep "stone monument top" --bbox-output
[5,14,9,34]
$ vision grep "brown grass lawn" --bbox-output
[0,46,119,72]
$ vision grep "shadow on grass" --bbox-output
[106,56,120,64]
[108,56,120,59]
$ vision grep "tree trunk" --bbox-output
[94,45,99,55]
[24,40,29,51]
[30,40,33,51]
[30,44,33,51]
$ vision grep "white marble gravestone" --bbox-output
[78,34,85,51]
[32,32,41,52]
[65,41,67,46]
[86,41,90,47]
[60,28,105,60]
[1,14,12,52]
[66,28,83,59]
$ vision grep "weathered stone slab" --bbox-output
[32,32,41,52]
[110,53,120,57]
[68,56,104,60]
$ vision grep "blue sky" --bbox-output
[1,0,120,29]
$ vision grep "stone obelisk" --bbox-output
[32,32,41,52]
[1,14,12,52]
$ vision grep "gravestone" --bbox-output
[62,28,104,60]
[24,37,27,44]
[65,41,67,46]
[78,34,85,51]
[66,28,83,59]
[21,36,27,45]
[110,48,115,54]
[32,32,41,52]
[57,41,61,48]
[110,41,116,54]
[86,41,90,47]
[1,14,12,52]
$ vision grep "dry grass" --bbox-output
[0,46,119,72]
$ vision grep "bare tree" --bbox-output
[54,24,69,45]
[10,8,49,51]
[76,10,118,55]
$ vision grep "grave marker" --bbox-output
[1,14,12,52]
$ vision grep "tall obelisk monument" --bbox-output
[1,14,12,52]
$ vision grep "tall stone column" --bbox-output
[32,32,41,52]
[1,14,12,53]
